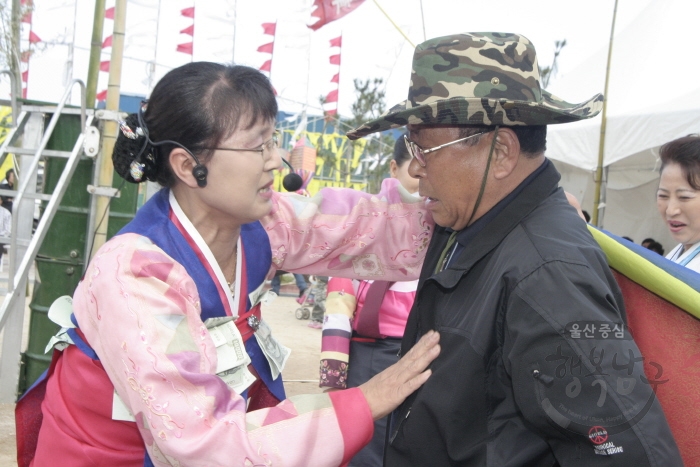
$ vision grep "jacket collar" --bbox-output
[430,159,561,289]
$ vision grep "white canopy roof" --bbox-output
[541,0,700,249]
[545,0,700,172]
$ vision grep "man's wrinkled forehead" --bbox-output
[407,124,484,139]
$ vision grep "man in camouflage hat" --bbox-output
[348,33,681,466]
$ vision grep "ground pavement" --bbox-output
[0,281,324,466]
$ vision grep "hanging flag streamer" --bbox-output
[259,60,272,72]
[308,0,365,31]
[324,35,342,117]
[177,42,194,55]
[325,89,338,103]
[177,6,195,57]
[19,0,40,99]
[262,22,277,35]
[96,6,114,105]
[28,31,41,44]
[257,42,274,54]
[257,22,276,77]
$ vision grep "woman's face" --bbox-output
[390,158,419,194]
[657,162,700,250]
[196,118,282,226]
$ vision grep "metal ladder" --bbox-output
[0,77,95,402]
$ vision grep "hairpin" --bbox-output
[129,160,145,182]
[119,120,138,140]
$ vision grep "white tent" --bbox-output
[545,0,700,252]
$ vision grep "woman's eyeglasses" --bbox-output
[202,131,280,158]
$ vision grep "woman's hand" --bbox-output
[359,330,440,420]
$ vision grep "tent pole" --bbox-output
[592,0,619,227]
[91,0,127,258]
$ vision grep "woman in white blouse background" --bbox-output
[657,134,700,273]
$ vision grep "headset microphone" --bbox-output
[281,159,303,192]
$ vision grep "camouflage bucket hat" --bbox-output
[347,32,603,140]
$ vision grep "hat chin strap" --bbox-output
[464,126,499,228]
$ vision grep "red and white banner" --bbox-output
[308,0,365,31]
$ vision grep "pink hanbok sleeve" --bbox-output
[73,234,373,467]
[263,178,432,281]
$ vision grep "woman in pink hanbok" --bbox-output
[18,62,439,467]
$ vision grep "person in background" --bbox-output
[0,196,10,266]
[657,134,700,272]
[641,237,656,248]
[646,241,665,255]
[306,275,329,329]
[270,270,307,300]
[347,32,681,466]
[19,62,441,467]
[319,135,418,465]
[0,168,15,213]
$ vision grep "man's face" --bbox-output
[406,125,493,231]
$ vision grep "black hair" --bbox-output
[112,62,278,187]
[659,134,700,190]
[458,125,547,158]
[622,236,634,243]
[393,133,411,167]
[5,168,14,181]
[582,210,591,223]
[646,241,665,256]
[641,237,656,246]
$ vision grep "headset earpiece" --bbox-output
[135,104,207,188]
[192,163,208,188]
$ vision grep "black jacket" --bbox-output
[386,162,682,466]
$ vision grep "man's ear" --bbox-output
[169,148,200,188]
[490,128,520,180]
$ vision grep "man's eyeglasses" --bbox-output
[404,130,490,167]
[201,131,280,158]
